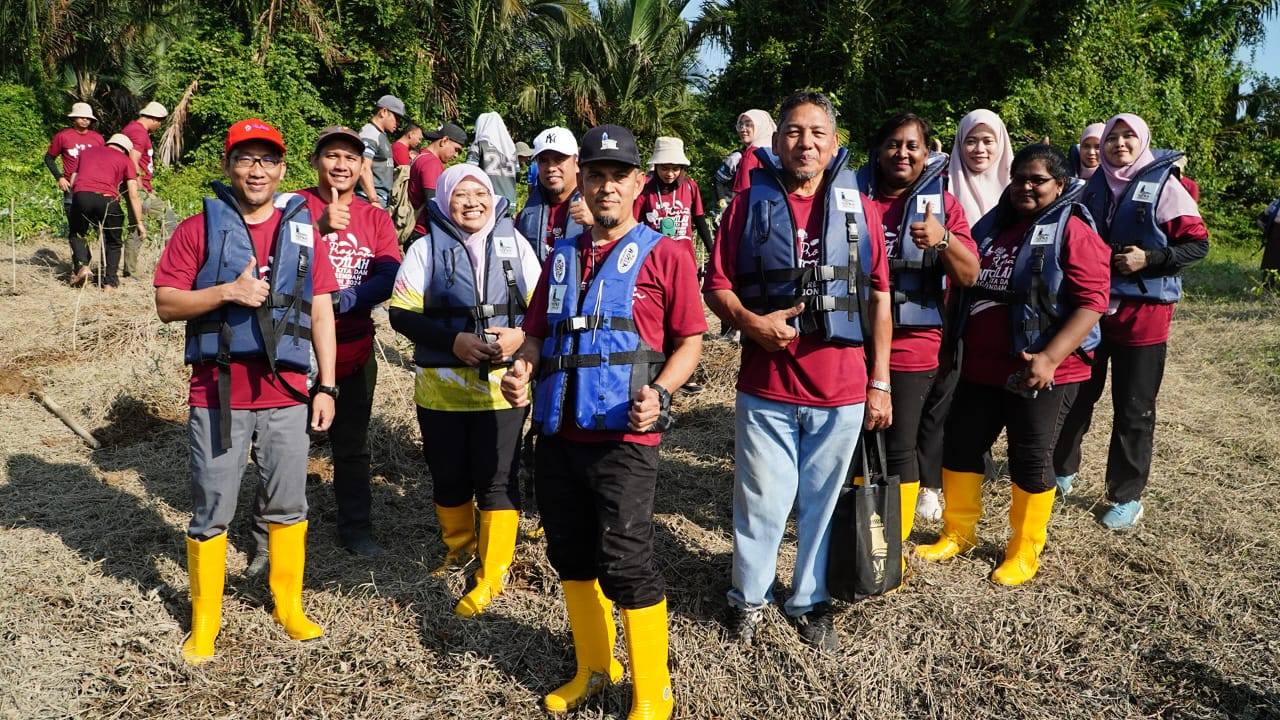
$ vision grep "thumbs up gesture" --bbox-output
[501,357,533,406]
[909,201,946,250]
[319,186,351,236]
[225,255,271,307]
[745,301,804,352]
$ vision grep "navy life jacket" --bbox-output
[734,147,874,346]
[855,151,948,328]
[185,182,315,450]
[533,226,667,436]
[1083,149,1184,303]
[966,179,1101,357]
[515,185,585,262]
[414,196,529,368]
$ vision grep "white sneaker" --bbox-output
[916,487,943,522]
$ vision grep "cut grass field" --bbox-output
[1,235,1278,719]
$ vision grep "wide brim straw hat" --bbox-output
[67,102,97,121]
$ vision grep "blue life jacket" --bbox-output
[1083,149,1184,303]
[855,151,948,328]
[734,147,874,345]
[533,225,667,436]
[414,196,528,368]
[515,186,584,261]
[967,179,1101,357]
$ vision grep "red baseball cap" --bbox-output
[224,118,286,155]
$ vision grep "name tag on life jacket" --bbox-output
[916,193,942,216]
[548,285,567,314]
[1030,224,1056,246]
[835,189,860,213]
[289,221,314,248]
[494,235,518,258]
[1133,181,1160,204]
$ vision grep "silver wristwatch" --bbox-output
[869,380,892,395]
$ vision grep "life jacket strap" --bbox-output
[540,348,666,374]
[421,304,499,320]
[553,315,638,334]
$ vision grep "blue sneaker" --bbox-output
[1054,473,1076,497]
[1101,500,1144,531]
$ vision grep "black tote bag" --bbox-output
[827,430,902,601]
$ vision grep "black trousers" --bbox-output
[1054,341,1167,503]
[535,434,663,609]
[881,367,944,486]
[418,405,526,511]
[943,380,1079,494]
[916,364,959,490]
[69,191,124,283]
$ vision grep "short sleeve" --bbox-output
[390,236,431,313]
[153,215,206,290]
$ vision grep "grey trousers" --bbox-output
[187,404,309,540]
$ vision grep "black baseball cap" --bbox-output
[426,122,467,146]
[578,124,642,167]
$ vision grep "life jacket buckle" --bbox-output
[567,316,588,332]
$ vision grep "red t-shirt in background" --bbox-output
[70,145,136,198]
[409,151,445,210]
[732,148,764,194]
[298,187,402,379]
[1102,214,1209,347]
[522,226,708,446]
[1179,176,1200,203]
[154,209,339,409]
[704,187,892,407]
[120,120,155,192]
[392,142,411,167]
[865,190,976,373]
[633,176,706,259]
[47,128,105,178]
[961,216,1111,388]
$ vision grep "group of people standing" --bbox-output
[127,85,1205,720]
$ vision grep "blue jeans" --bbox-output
[728,391,865,617]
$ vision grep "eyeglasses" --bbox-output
[1010,175,1056,188]
[232,155,283,169]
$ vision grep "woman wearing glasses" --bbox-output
[916,144,1110,586]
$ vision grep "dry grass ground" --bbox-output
[1,235,1278,719]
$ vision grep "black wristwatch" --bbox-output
[314,384,340,399]
[648,383,674,432]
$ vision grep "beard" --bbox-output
[596,213,621,229]
[790,169,819,182]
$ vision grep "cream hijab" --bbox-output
[948,109,1013,224]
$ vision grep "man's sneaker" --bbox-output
[916,487,943,522]
[341,535,386,557]
[245,550,268,577]
[1100,500,1144,531]
[724,605,764,646]
[680,381,704,395]
[1055,473,1076,497]
[794,603,838,653]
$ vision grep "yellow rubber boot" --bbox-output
[991,486,1056,586]
[915,470,983,562]
[267,520,324,641]
[182,533,227,664]
[897,481,920,576]
[544,580,624,713]
[433,502,478,575]
[621,598,674,720]
[455,509,519,617]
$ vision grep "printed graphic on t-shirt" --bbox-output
[798,227,821,298]
[972,244,1015,316]
[643,197,692,241]
[328,231,376,290]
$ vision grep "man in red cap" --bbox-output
[153,118,339,665]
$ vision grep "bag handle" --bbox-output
[860,429,891,486]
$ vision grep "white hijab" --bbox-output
[948,109,1014,224]
[472,112,516,158]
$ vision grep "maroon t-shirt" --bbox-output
[732,148,764,194]
[298,187,403,379]
[392,142,411,167]
[633,176,706,259]
[120,120,155,192]
[865,189,976,372]
[70,145,136,198]
[1102,215,1208,347]
[962,215,1111,388]
[534,197,574,251]
[523,226,708,446]
[704,187,891,407]
[47,128,105,178]
[154,210,339,409]
[408,151,445,210]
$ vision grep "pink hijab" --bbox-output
[948,109,1013,224]
[1078,123,1105,180]
[434,164,498,281]
[1099,113,1199,222]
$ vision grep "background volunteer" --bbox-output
[633,136,714,260]
[120,100,176,278]
[46,102,104,232]
[67,134,145,288]
[359,94,406,207]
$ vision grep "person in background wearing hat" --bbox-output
[153,119,339,664]
[120,100,176,279]
[66,134,145,287]
[634,137,713,261]
[514,127,595,261]
[409,122,468,213]
[242,126,404,570]
[468,112,520,210]
[502,124,704,720]
[516,140,536,186]
[358,94,406,208]
[392,123,422,168]
[46,102,104,233]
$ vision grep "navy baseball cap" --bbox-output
[578,124,642,168]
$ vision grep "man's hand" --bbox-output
[743,302,804,352]
[501,358,533,406]
[57,177,71,192]
[488,326,525,359]
[628,385,660,431]
[1018,351,1059,391]
[569,196,594,227]
[909,201,946,249]
[1112,245,1147,275]
[224,256,270,307]
[320,187,351,236]
[452,332,501,367]
[864,386,893,430]
[311,393,335,432]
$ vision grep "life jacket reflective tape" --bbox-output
[414,196,528,368]
[855,151,948,328]
[1083,149,1184,303]
[533,226,666,435]
[966,179,1101,358]
[515,186,585,262]
[185,183,315,450]
[734,146,873,345]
